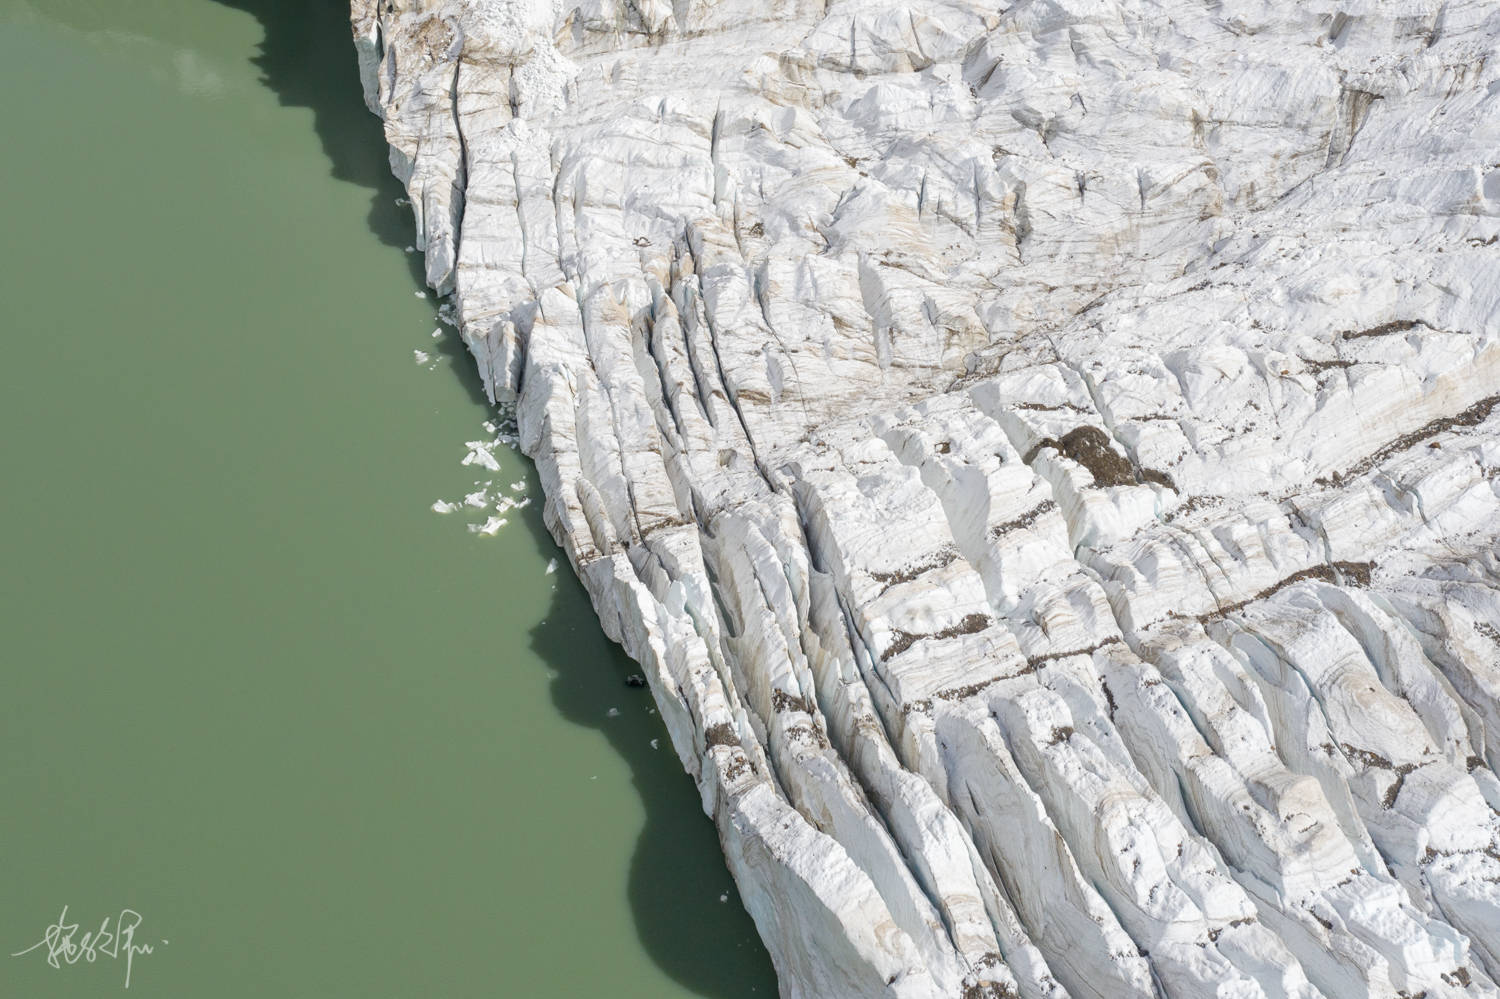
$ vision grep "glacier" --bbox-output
[350,1,1500,995]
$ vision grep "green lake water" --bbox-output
[0,2,774,996]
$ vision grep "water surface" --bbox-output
[0,2,775,996]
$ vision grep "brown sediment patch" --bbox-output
[1339,744,1397,770]
[1331,742,1420,809]
[1302,358,1358,373]
[1443,967,1474,989]
[1025,637,1124,672]
[640,514,693,539]
[881,613,991,662]
[1382,764,1418,809]
[1025,426,1135,487]
[1168,494,1222,520]
[991,499,1057,538]
[1209,917,1256,942]
[1314,395,1499,487]
[932,676,1003,705]
[961,978,1020,999]
[1341,319,1424,341]
[871,545,959,587]
[1012,401,1078,412]
[705,723,739,748]
[1141,467,1178,491]
[1197,561,1374,622]
[770,689,813,714]
[1024,425,1175,490]
[1333,560,1373,586]
[920,652,1044,709]
[784,724,829,749]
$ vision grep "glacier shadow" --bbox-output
[520,487,779,998]
[210,0,489,410]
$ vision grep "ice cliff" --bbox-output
[349,1,1500,995]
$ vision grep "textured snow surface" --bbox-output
[351,1,1500,995]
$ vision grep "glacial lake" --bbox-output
[0,2,775,996]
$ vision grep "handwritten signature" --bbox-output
[11,906,165,989]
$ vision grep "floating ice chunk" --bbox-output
[461,442,501,471]
[413,290,426,298]
[607,707,620,718]
[463,489,489,508]
[430,500,458,514]
[491,495,531,516]
[545,558,557,575]
[509,480,526,492]
[413,349,431,364]
[431,328,443,339]
[650,738,659,750]
[473,515,508,536]
[404,245,415,253]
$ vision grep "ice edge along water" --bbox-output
[349,2,1500,996]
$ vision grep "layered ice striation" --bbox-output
[350,1,1500,995]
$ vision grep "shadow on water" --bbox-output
[209,0,488,408]
[209,2,778,995]
[522,489,779,998]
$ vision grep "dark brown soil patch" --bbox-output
[1024,426,1175,490]
[704,723,739,748]
[1025,426,1135,487]
[770,689,813,714]
[1341,319,1424,340]
[1303,358,1358,372]
[991,499,1057,537]
[881,613,991,662]
[871,545,959,587]
[1314,395,1498,487]
[1025,637,1123,671]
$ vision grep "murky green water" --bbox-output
[0,2,774,996]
